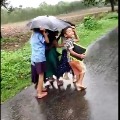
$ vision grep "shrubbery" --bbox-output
[83,16,100,30]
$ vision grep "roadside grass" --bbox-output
[1,12,118,103]
[1,43,31,103]
[76,19,118,47]
[1,38,17,43]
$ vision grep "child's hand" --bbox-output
[71,26,75,32]
[40,28,46,32]
[79,54,85,59]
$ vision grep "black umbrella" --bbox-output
[26,15,71,31]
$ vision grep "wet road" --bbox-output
[1,27,118,120]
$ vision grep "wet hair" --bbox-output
[46,30,58,37]
[32,28,43,34]
[57,26,72,40]
[59,19,75,26]
[62,26,72,35]
[32,28,40,32]
[46,30,59,47]
[65,21,75,27]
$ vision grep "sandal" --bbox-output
[73,78,77,83]
[37,92,48,99]
[57,80,63,86]
[48,77,55,83]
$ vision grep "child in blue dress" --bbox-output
[30,28,49,98]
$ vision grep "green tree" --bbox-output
[1,0,88,24]
[83,0,118,12]
[1,0,14,12]
[1,0,9,8]
[1,0,13,38]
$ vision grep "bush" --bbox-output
[83,16,99,30]
[102,12,118,20]
[1,43,31,102]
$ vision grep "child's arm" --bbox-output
[69,49,85,59]
[74,31,79,41]
[65,40,85,59]
[73,38,79,42]
[57,34,64,44]
[56,34,61,41]
[43,32,49,43]
[72,26,79,42]
[53,40,64,48]
[40,28,49,43]
[73,32,79,42]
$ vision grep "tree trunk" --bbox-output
[109,0,115,12]
[0,32,2,39]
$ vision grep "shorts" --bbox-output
[69,60,86,76]
[31,61,46,84]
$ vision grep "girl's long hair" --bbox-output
[32,28,43,34]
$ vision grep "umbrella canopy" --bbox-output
[26,15,71,31]
[26,16,54,31]
[57,18,75,27]
[47,16,71,31]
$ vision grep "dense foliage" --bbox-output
[1,1,92,24]
[83,0,118,11]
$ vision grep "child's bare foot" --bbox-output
[79,85,87,90]
[37,88,47,93]
[75,83,87,90]
[42,88,47,92]
[76,86,82,91]
[37,92,48,99]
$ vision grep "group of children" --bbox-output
[30,25,86,99]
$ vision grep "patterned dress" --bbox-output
[56,49,73,79]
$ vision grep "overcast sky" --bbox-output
[8,0,81,8]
